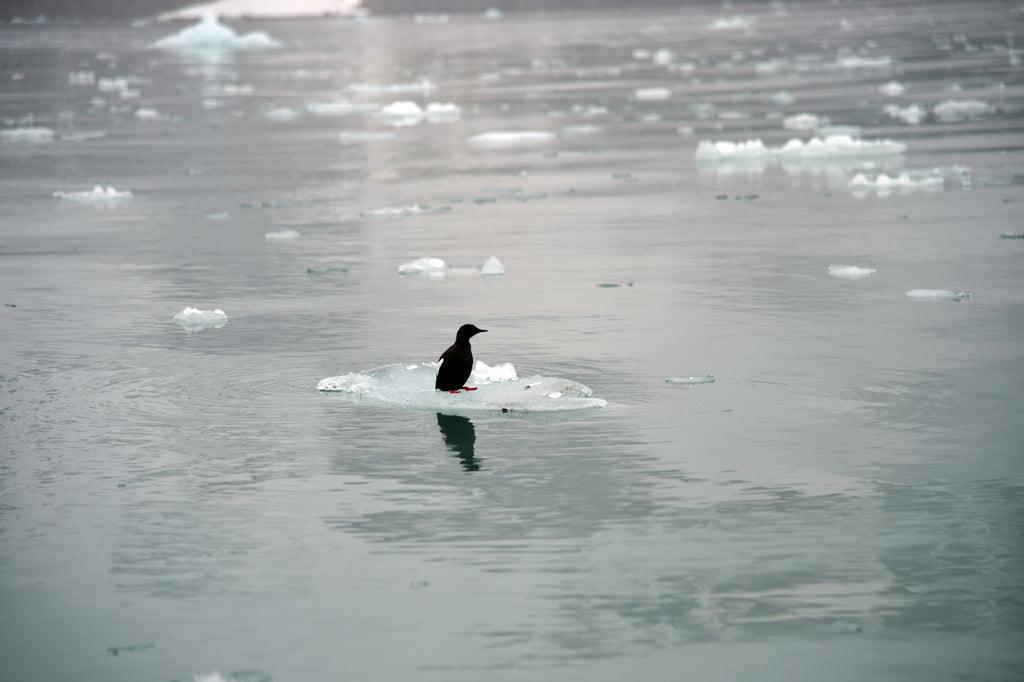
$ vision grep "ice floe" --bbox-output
[904,289,971,301]
[346,80,436,96]
[828,265,876,279]
[696,135,906,164]
[466,131,555,149]
[635,87,671,101]
[666,375,715,385]
[883,103,926,125]
[933,99,995,122]
[398,256,450,278]
[879,80,906,97]
[265,229,301,242]
[0,126,55,143]
[478,256,505,275]
[378,101,462,126]
[362,205,448,218]
[53,185,133,204]
[848,166,969,197]
[151,15,281,51]
[317,361,606,413]
[173,306,228,331]
[782,112,824,131]
[159,0,360,19]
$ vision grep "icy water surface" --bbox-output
[2,2,1024,680]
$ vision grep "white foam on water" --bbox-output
[0,127,55,143]
[904,289,971,301]
[265,229,300,242]
[53,185,133,204]
[317,361,606,413]
[466,131,555,149]
[828,265,877,279]
[151,15,281,51]
[173,306,228,331]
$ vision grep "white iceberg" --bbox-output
[173,306,228,331]
[933,99,994,122]
[466,131,555,149]
[0,127,55,143]
[317,361,606,413]
[635,87,671,101]
[265,229,301,242]
[904,289,971,301]
[828,265,876,279]
[778,135,905,159]
[379,100,424,126]
[398,256,449,278]
[695,139,768,161]
[150,15,281,51]
[53,185,133,204]
[478,256,506,275]
[666,375,715,385]
[848,166,969,197]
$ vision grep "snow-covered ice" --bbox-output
[666,375,715,385]
[848,166,969,197]
[466,131,555,149]
[883,103,926,125]
[0,127,55,143]
[697,135,905,164]
[53,185,133,204]
[478,256,506,275]
[150,15,281,51]
[317,361,606,413]
[265,229,301,242]
[379,100,424,126]
[362,205,443,218]
[933,99,994,122]
[828,265,876,279]
[173,306,228,331]
[398,257,450,278]
[159,0,360,19]
[346,80,436,96]
[904,289,971,301]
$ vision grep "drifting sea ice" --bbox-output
[696,136,905,164]
[848,166,969,197]
[883,103,926,125]
[478,256,506,275]
[150,15,281,51]
[466,131,555,149]
[398,256,449,278]
[879,80,906,97]
[265,229,301,242]
[0,127,55,143]
[904,289,971,301]
[379,101,462,126]
[53,185,133,204]
[317,361,606,413]
[782,112,824,131]
[173,306,228,331]
[666,375,715,385]
[828,265,876,279]
[933,99,995,122]
[635,87,671,101]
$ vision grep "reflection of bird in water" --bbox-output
[435,324,486,392]
[436,412,479,471]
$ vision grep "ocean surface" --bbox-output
[2,2,1023,680]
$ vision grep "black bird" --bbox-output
[435,324,487,392]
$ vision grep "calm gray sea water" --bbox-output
[2,2,1023,681]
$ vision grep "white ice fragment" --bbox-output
[466,131,555,149]
[1,127,56,143]
[380,100,424,126]
[265,229,300,242]
[695,139,768,161]
[483,7,505,19]
[782,112,822,131]
[150,14,281,51]
[879,80,906,97]
[398,256,450,278]
[424,102,461,121]
[362,205,432,218]
[317,362,605,413]
[834,54,892,69]
[666,375,715,385]
[173,306,228,331]
[263,106,301,121]
[304,100,374,116]
[97,77,129,93]
[135,107,161,120]
[159,0,360,19]
[883,103,926,125]
[828,265,876,279]
[772,90,795,106]
[478,256,506,275]
[933,99,994,122]
[904,289,971,301]
[779,135,905,158]
[68,70,96,86]
[635,87,671,101]
[61,130,106,142]
[53,185,133,204]
[346,80,436,95]
[339,130,395,144]
[709,16,755,30]
[848,166,968,197]
[653,48,675,65]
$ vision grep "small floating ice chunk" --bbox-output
[834,54,892,69]
[933,99,994,122]
[483,7,505,19]
[317,362,605,413]
[150,15,281,51]
[0,126,55,143]
[174,306,228,331]
[339,130,395,144]
[135,107,161,120]
[828,265,876,279]
[380,100,424,126]
[398,256,449,278]
[635,87,671,101]
[848,166,968,197]
[695,139,768,161]
[879,80,906,97]
[709,16,755,30]
[666,375,715,385]
[478,256,506,275]
[904,289,970,301]
[68,70,96,86]
[780,135,905,159]
[999,232,1024,240]
[883,103,926,125]
[53,185,133,204]
[305,100,377,117]
[361,205,435,218]
[263,106,302,122]
[346,80,436,95]
[425,102,461,121]
[466,131,555,149]
[265,229,300,242]
[783,112,824,131]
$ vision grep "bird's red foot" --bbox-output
[447,389,462,394]
[463,386,478,391]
